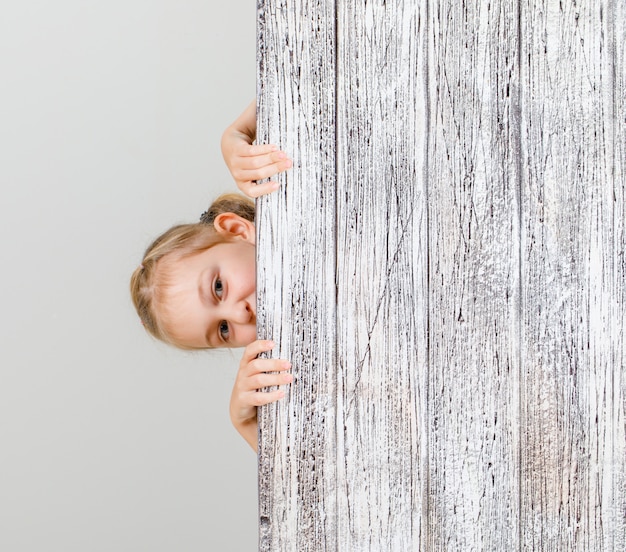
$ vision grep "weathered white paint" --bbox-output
[520,2,626,550]
[256,1,625,550]
[426,2,522,549]
[256,1,338,550]
[335,2,427,549]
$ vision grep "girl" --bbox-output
[130,102,293,452]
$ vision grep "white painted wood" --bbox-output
[520,1,626,549]
[335,1,427,549]
[613,2,626,548]
[426,2,522,549]
[256,1,338,551]
[257,0,626,550]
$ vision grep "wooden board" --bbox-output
[335,1,427,549]
[520,1,626,549]
[426,1,521,549]
[256,0,338,550]
[256,0,626,549]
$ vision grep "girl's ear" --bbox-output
[213,212,256,244]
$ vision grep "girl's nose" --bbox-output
[229,300,253,324]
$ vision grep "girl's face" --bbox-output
[159,217,257,349]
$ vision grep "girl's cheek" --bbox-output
[247,326,258,347]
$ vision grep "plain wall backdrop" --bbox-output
[0,2,259,550]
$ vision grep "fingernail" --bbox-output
[282,361,292,369]
[278,391,285,398]
[284,374,293,382]
[285,160,293,168]
[267,340,275,348]
[276,151,286,159]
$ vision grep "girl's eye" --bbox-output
[219,320,230,341]
[214,277,224,298]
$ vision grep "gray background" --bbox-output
[1,1,258,550]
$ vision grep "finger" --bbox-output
[238,160,293,182]
[247,358,292,374]
[240,180,279,198]
[239,151,289,171]
[237,371,293,393]
[242,360,291,381]
[241,339,275,364]
[250,389,286,407]
[240,143,279,157]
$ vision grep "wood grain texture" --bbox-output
[257,0,625,549]
[426,1,522,549]
[520,1,625,550]
[613,1,626,547]
[256,1,337,550]
[335,1,427,549]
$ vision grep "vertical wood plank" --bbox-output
[256,1,337,550]
[335,1,428,549]
[612,0,626,547]
[426,1,522,549]
[520,0,626,549]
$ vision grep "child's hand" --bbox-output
[230,339,292,451]
[221,101,292,198]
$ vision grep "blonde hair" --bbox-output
[130,193,255,349]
